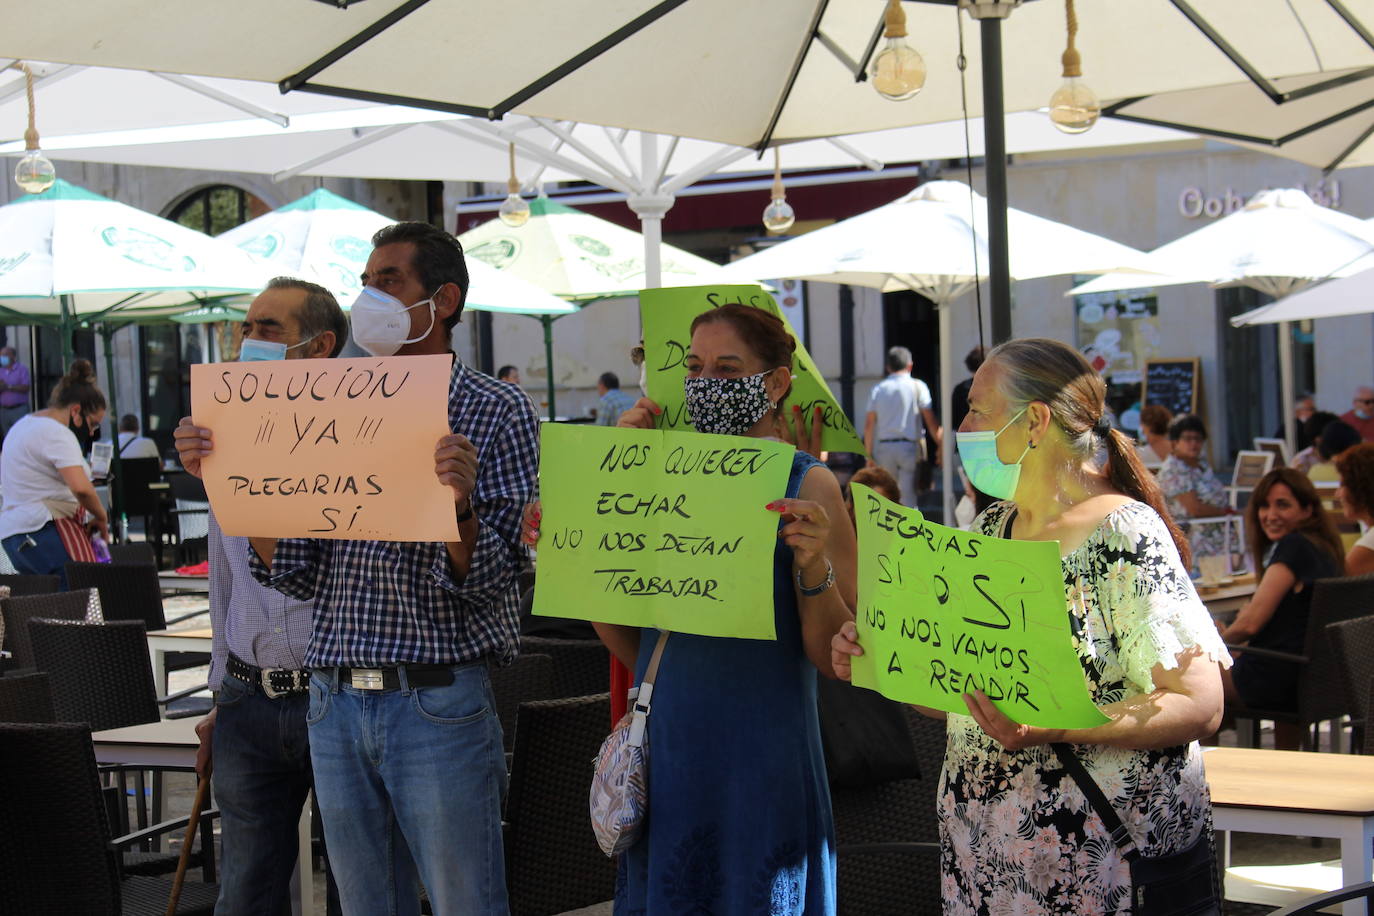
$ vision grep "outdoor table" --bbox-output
[1199,573,1257,620]
[1206,746,1374,916]
[158,570,211,596]
[93,718,314,916]
[146,627,212,696]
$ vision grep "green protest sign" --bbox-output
[849,484,1109,729]
[533,424,794,639]
[640,284,866,455]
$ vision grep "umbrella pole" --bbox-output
[979,18,1013,345]
[59,294,76,368]
[100,324,127,541]
[1278,318,1296,455]
[542,314,557,421]
[939,301,955,526]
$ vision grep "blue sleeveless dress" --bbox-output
[615,451,836,916]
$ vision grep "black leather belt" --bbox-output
[226,653,310,699]
[334,664,457,691]
[879,438,917,443]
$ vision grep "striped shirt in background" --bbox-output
[250,358,539,669]
[208,511,312,689]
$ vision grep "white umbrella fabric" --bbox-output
[1069,188,1374,450]
[1230,264,1374,326]
[720,179,1152,520]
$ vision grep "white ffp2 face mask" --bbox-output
[349,286,437,357]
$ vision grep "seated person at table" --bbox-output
[1217,468,1344,749]
[1290,411,1339,475]
[1334,443,1374,576]
[116,414,160,460]
[0,360,109,587]
[1307,419,1362,484]
[1157,414,1231,571]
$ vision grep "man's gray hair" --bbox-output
[886,345,913,374]
[265,276,347,357]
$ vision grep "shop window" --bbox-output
[167,185,267,236]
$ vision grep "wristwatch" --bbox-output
[455,501,474,523]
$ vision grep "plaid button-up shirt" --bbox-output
[249,357,539,668]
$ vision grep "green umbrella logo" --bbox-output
[238,232,281,259]
[100,226,195,272]
[467,238,520,269]
[570,234,612,258]
[0,252,30,277]
[330,235,371,261]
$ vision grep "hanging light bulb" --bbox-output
[10,62,55,194]
[498,142,530,227]
[870,0,926,101]
[1048,0,1099,134]
[761,149,795,233]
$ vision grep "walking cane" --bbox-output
[165,776,211,916]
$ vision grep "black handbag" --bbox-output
[1052,744,1221,916]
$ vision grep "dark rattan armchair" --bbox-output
[0,670,56,723]
[1,587,97,673]
[1325,614,1374,753]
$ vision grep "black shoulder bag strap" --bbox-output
[1051,743,1139,861]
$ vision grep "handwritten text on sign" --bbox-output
[640,284,866,455]
[191,354,458,542]
[850,485,1108,728]
[533,424,793,639]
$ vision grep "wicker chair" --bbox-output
[107,543,158,566]
[1226,573,1374,751]
[0,670,55,722]
[518,636,610,699]
[1326,614,1374,753]
[504,693,615,915]
[1269,881,1374,915]
[0,572,62,595]
[64,561,208,677]
[0,722,219,915]
[29,619,161,732]
[490,653,556,753]
[1,588,98,672]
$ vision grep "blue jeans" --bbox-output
[212,671,314,916]
[3,522,71,586]
[308,663,508,916]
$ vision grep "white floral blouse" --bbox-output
[938,500,1230,915]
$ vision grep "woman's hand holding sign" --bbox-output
[963,690,1063,751]
[617,397,662,431]
[830,620,863,683]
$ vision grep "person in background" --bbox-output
[1340,385,1374,441]
[1217,468,1344,749]
[497,364,521,386]
[1308,420,1362,485]
[1275,395,1317,452]
[863,345,941,508]
[842,465,900,525]
[1334,443,1374,576]
[949,345,984,432]
[1157,414,1232,569]
[116,414,161,460]
[1135,403,1173,470]
[1291,411,1340,475]
[592,371,637,426]
[186,277,347,916]
[0,346,32,441]
[0,360,109,587]
[832,337,1226,912]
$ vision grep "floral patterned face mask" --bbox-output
[683,370,775,436]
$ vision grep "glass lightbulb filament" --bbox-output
[1049,77,1100,134]
[870,37,926,101]
[498,192,530,228]
[762,198,795,233]
[15,149,56,194]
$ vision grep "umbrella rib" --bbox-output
[489,0,693,119]
[1101,111,1277,147]
[1277,94,1374,145]
[530,118,637,189]
[272,123,413,182]
[0,62,78,106]
[435,120,636,195]
[813,28,863,80]
[1324,116,1374,172]
[1169,0,1285,104]
[755,0,834,151]
[1327,0,1374,51]
[285,82,488,118]
[280,0,436,93]
[660,146,755,197]
[151,72,289,127]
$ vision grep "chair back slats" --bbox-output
[0,722,122,914]
[29,619,160,732]
[0,573,62,596]
[106,543,157,566]
[490,653,555,753]
[1297,574,1374,726]
[504,693,615,916]
[1,589,97,671]
[1326,614,1374,750]
[65,561,166,632]
[0,671,55,723]
[518,636,610,699]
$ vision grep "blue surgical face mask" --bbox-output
[955,408,1030,501]
[239,335,317,362]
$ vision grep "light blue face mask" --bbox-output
[239,335,316,362]
[955,408,1030,500]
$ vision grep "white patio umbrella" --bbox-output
[0,178,269,361]
[1230,263,1374,327]
[720,179,1152,521]
[1070,188,1374,451]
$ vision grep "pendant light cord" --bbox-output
[12,62,39,150]
[956,11,986,355]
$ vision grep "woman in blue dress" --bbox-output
[528,304,856,915]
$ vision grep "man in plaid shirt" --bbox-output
[177,222,538,914]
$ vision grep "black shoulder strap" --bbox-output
[1051,743,1139,860]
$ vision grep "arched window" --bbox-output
[167,184,267,236]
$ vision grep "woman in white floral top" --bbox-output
[832,338,1229,915]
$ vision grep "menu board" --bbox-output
[1142,358,1200,417]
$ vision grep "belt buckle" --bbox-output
[349,668,385,691]
[260,667,290,699]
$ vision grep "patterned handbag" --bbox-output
[589,631,669,856]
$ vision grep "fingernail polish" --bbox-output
[765,501,783,511]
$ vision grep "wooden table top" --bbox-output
[92,716,199,748]
[146,627,213,640]
[1197,574,1257,604]
[1206,746,1374,817]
